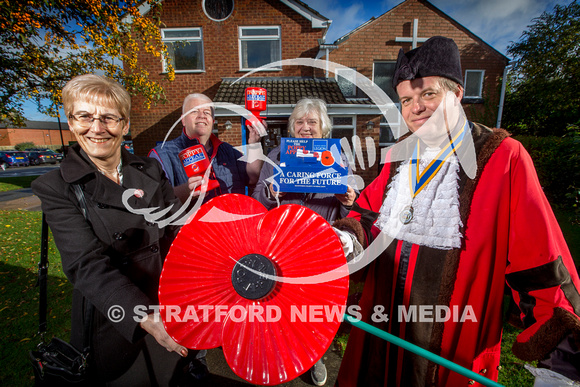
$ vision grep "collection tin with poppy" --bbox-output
[178,144,220,192]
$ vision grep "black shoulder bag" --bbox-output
[29,184,95,386]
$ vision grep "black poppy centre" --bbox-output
[231,254,277,300]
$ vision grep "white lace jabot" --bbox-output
[375,147,463,250]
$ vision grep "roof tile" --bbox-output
[214,77,351,105]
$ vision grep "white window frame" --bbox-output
[238,26,282,71]
[464,70,485,98]
[161,27,205,73]
[331,115,357,140]
[336,68,357,98]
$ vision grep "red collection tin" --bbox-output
[178,145,220,191]
[245,87,267,117]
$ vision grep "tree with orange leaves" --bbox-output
[0,0,175,126]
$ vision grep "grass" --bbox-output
[0,176,38,192]
[498,323,535,386]
[0,210,73,386]
[334,333,349,357]
[0,189,577,386]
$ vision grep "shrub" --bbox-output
[14,142,35,151]
[515,133,580,223]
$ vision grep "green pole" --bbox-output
[344,314,504,387]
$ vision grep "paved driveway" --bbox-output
[0,164,59,178]
[0,164,59,211]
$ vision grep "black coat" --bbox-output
[32,144,182,380]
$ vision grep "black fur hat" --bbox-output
[392,36,463,89]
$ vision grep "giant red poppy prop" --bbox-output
[158,194,349,385]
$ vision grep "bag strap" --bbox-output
[72,184,90,221]
[36,184,94,353]
[37,213,49,338]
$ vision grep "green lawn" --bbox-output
[0,210,72,386]
[0,204,578,385]
[0,176,38,192]
[498,324,536,386]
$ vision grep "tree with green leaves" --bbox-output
[504,0,579,136]
[0,0,175,126]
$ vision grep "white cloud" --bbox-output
[21,100,64,122]
[431,0,549,54]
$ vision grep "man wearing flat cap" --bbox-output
[334,36,580,386]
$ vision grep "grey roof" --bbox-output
[0,120,69,130]
[289,0,330,23]
[214,77,349,106]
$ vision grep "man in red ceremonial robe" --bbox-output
[334,36,580,386]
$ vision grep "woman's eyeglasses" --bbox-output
[69,114,124,129]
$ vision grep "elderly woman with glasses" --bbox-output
[31,74,190,385]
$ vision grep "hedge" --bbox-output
[514,135,580,222]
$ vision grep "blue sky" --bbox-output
[303,0,573,54]
[23,0,573,122]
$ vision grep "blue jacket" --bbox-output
[150,130,250,203]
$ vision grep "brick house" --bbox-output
[130,0,508,185]
[0,121,73,150]
[130,0,331,155]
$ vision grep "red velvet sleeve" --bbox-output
[502,139,580,362]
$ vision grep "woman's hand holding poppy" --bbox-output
[140,312,189,357]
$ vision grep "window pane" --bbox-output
[203,0,234,20]
[332,117,353,126]
[241,40,280,68]
[337,69,355,97]
[374,62,399,103]
[168,41,203,70]
[242,28,278,37]
[331,128,353,140]
[379,125,396,144]
[164,29,200,39]
[465,71,483,97]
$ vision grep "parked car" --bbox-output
[47,150,64,162]
[0,152,12,169]
[0,151,30,167]
[12,151,31,166]
[28,151,59,165]
[26,148,63,162]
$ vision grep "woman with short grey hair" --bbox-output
[287,98,332,139]
[252,97,358,386]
